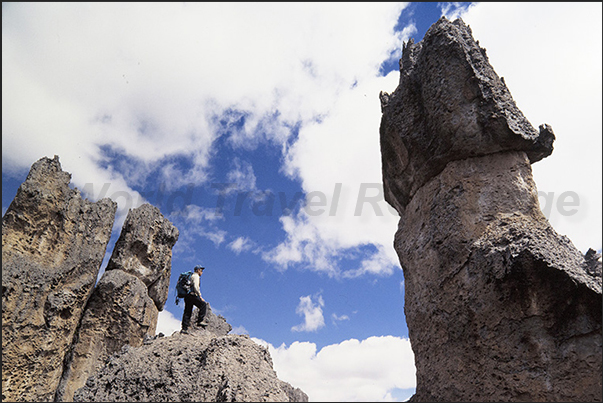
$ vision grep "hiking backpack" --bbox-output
[175,270,194,303]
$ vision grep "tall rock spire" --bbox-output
[380,17,601,402]
[2,156,117,402]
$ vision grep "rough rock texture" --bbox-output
[190,302,234,337]
[380,17,554,214]
[2,156,306,403]
[1,156,116,402]
[73,330,308,402]
[380,17,602,402]
[55,203,179,402]
[55,270,160,402]
[105,203,179,311]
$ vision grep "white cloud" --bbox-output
[230,325,249,336]
[331,313,350,326]
[170,204,222,224]
[2,3,414,268]
[156,309,182,337]
[169,204,228,258]
[253,336,416,402]
[2,2,409,195]
[454,2,602,253]
[263,206,400,278]
[6,2,595,280]
[291,294,325,333]
[226,159,257,193]
[266,68,408,277]
[227,236,255,255]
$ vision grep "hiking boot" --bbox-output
[181,329,190,334]
[197,318,209,327]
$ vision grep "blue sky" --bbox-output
[2,3,601,402]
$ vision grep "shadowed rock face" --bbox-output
[380,17,554,214]
[380,17,602,402]
[1,156,116,402]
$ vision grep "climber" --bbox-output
[181,265,209,334]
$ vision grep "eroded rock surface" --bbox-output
[190,302,234,337]
[56,204,179,401]
[55,269,160,402]
[73,331,308,402]
[2,157,307,403]
[105,203,179,311]
[1,156,116,402]
[380,17,602,402]
[380,17,554,214]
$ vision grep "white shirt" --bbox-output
[191,272,202,299]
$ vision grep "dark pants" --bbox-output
[182,294,207,330]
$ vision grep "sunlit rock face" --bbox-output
[380,17,602,402]
[2,156,116,402]
[72,330,308,402]
[105,203,179,311]
[55,203,179,402]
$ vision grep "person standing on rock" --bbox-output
[181,265,209,334]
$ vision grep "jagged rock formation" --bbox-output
[55,204,179,402]
[1,156,117,402]
[105,203,179,311]
[73,329,308,402]
[2,155,307,402]
[71,303,307,402]
[380,17,602,402]
[55,269,160,402]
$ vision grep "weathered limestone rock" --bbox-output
[190,302,234,336]
[3,156,304,403]
[56,204,178,402]
[380,17,602,401]
[1,156,116,402]
[380,17,554,214]
[73,329,308,402]
[105,203,179,311]
[55,269,159,402]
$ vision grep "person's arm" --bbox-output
[192,273,202,299]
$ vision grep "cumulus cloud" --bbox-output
[5,2,598,279]
[270,71,405,277]
[253,336,416,402]
[263,205,400,278]
[2,2,409,195]
[291,294,325,333]
[230,325,250,336]
[169,204,228,258]
[2,3,414,261]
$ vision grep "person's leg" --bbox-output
[193,296,207,325]
[182,295,194,331]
